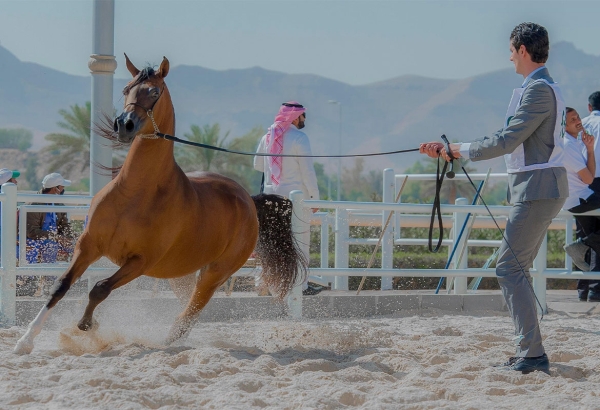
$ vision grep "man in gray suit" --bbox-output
[420,22,567,374]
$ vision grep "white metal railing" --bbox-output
[289,169,600,315]
[0,185,121,323]
[1,169,598,323]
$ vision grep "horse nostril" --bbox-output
[113,118,119,132]
[125,120,135,132]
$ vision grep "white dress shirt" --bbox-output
[254,125,320,200]
[562,133,593,210]
[582,110,600,174]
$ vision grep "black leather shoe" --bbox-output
[565,239,591,271]
[588,291,600,302]
[499,354,550,374]
[495,357,518,367]
[302,283,324,296]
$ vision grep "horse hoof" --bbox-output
[77,317,99,332]
[14,337,34,355]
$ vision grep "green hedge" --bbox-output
[310,251,576,291]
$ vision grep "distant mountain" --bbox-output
[1,42,599,174]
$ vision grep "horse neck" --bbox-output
[119,100,179,188]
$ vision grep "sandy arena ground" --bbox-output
[1,304,599,409]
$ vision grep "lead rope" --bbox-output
[428,157,450,252]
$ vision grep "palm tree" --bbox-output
[176,124,229,172]
[43,102,91,174]
[175,124,265,193]
[218,126,264,192]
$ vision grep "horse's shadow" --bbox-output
[225,345,397,376]
[89,340,397,376]
[551,362,595,381]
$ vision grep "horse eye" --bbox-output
[149,88,159,99]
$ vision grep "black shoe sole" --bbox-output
[520,369,550,375]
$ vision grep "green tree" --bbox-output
[25,156,39,191]
[341,158,383,202]
[402,158,477,204]
[176,124,229,172]
[175,124,265,193]
[313,162,330,200]
[43,102,91,174]
[218,126,264,193]
[0,128,33,151]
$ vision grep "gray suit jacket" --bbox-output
[468,67,568,203]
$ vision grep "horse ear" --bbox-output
[124,53,140,77]
[157,57,170,78]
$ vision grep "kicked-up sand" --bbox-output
[1,306,599,409]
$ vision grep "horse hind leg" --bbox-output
[168,271,200,305]
[14,247,100,354]
[165,266,229,345]
[77,255,145,331]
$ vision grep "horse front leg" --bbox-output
[14,247,100,354]
[77,255,145,331]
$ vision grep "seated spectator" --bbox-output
[0,169,36,296]
[562,107,600,302]
[0,168,20,186]
[26,173,74,296]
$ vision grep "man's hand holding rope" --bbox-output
[419,142,462,162]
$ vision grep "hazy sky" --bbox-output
[1,0,598,85]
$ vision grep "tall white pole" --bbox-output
[337,103,342,201]
[328,100,342,201]
[88,0,116,195]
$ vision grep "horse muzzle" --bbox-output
[113,111,141,144]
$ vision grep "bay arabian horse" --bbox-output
[15,55,307,354]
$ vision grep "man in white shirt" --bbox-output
[582,91,600,192]
[254,102,320,204]
[562,107,600,302]
[254,101,321,295]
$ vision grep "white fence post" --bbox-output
[0,183,18,324]
[452,198,469,294]
[394,175,403,242]
[381,168,394,290]
[318,213,333,287]
[564,215,574,269]
[532,235,548,314]
[334,208,349,290]
[288,190,304,318]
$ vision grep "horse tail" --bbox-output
[251,193,308,300]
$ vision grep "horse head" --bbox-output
[114,54,172,144]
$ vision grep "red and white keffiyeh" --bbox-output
[265,101,305,186]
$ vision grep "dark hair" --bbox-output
[566,107,576,114]
[589,91,600,111]
[41,187,53,194]
[510,22,549,63]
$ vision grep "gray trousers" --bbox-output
[496,198,565,358]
